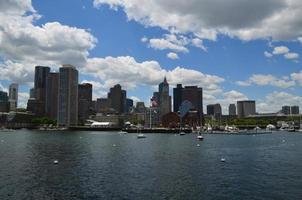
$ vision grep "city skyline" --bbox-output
[1,0,302,114]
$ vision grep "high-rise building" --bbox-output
[281,106,291,115]
[33,66,50,116]
[108,84,126,114]
[96,98,110,113]
[173,84,203,117]
[126,98,134,113]
[78,83,93,122]
[29,88,35,99]
[136,102,146,113]
[207,104,222,119]
[0,91,9,112]
[237,100,256,118]
[157,77,171,119]
[8,83,18,111]
[58,65,78,127]
[291,106,299,115]
[46,73,59,119]
[229,104,236,116]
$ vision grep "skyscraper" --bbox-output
[78,83,93,122]
[237,100,256,118]
[58,65,78,127]
[281,106,291,115]
[291,106,299,115]
[207,104,222,116]
[34,66,50,116]
[0,91,9,112]
[96,98,110,113]
[126,98,134,113]
[8,83,18,111]
[108,84,126,114]
[229,104,236,116]
[173,84,203,117]
[46,72,59,119]
[158,77,171,119]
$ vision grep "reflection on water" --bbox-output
[0,130,302,199]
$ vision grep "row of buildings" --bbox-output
[0,83,18,112]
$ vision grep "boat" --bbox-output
[137,133,146,139]
[118,131,127,134]
[0,127,14,132]
[197,135,204,140]
[179,131,186,135]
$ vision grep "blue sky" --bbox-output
[0,0,302,113]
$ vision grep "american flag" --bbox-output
[150,96,158,107]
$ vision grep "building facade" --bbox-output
[108,84,126,114]
[158,77,171,119]
[0,91,9,112]
[207,103,222,119]
[34,66,50,116]
[229,104,236,116]
[78,83,93,123]
[46,72,59,120]
[291,106,299,115]
[58,65,78,127]
[281,106,291,115]
[8,83,18,111]
[237,100,256,118]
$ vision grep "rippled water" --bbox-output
[0,130,302,200]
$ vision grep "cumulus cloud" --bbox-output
[272,46,289,55]
[291,71,302,86]
[236,74,295,89]
[0,0,97,86]
[284,52,299,60]
[264,51,273,58]
[265,45,299,62]
[167,52,179,60]
[257,91,302,113]
[94,0,302,41]
[84,56,224,99]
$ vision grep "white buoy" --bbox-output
[221,158,226,162]
[113,144,116,147]
[53,160,59,164]
[197,144,200,147]
[282,140,285,143]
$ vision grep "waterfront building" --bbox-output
[108,84,126,114]
[207,104,222,120]
[96,98,110,113]
[78,83,93,122]
[29,88,35,99]
[173,84,203,119]
[34,66,50,116]
[8,83,18,111]
[136,102,146,113]
[229,104,236,116]
[281,106,291,115]
[46,73,59,120]
[0,91,9,112]
[126,98,134,113]
[58,65,78,127]
[291,106,299,115]
[145,107,160,128]
[237,100,256,118]
[158,77,171,119]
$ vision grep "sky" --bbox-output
[0,0,302,114]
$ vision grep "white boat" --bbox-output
[197,135,204,140]
[0,127,14,132]
[137,133,146,139]
[179,132,186,135]
[118,131,127,134]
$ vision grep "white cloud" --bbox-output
[94,0,302,41]
[298,37,302,44]
[272,46,289,55]
[191,38,207,51]
[18,92,29,108]
[0,0,97,86]
[291,71,302,86]
[149,38,189,53]
[237,74,295,88]
[84,56,224,98]
[284,52,299,60]
[257,91,302,113]
[141,36,148,43]
[264,51,273,58]
[167,52,179,60]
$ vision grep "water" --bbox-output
[1,130,302,200]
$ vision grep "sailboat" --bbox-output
[137,127,146,139]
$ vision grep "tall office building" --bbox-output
[237,100,256,118]
[33,66,50,116]
[291,106,299,115]
[8,83,18,111]
[173,84,203,117]
[136,102,146,113]
[281,106,291,115]
[158,77,171,118]
[29,88,35,99]
[46,73,59,119]
[58,65,78,127]
[126,98,134,113]
[108,84,126,114]
[78,83,93,122]
[207,104,222,116]
[96,98,110,113]
[0,91,9,112]
[229,104,236,116]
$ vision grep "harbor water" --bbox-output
[0,130,302,200]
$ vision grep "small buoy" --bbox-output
[113,144,116,147]
[221,158,226,162]
[282,140,285,143]
[53,160,59,164]
[197,144,200,147]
